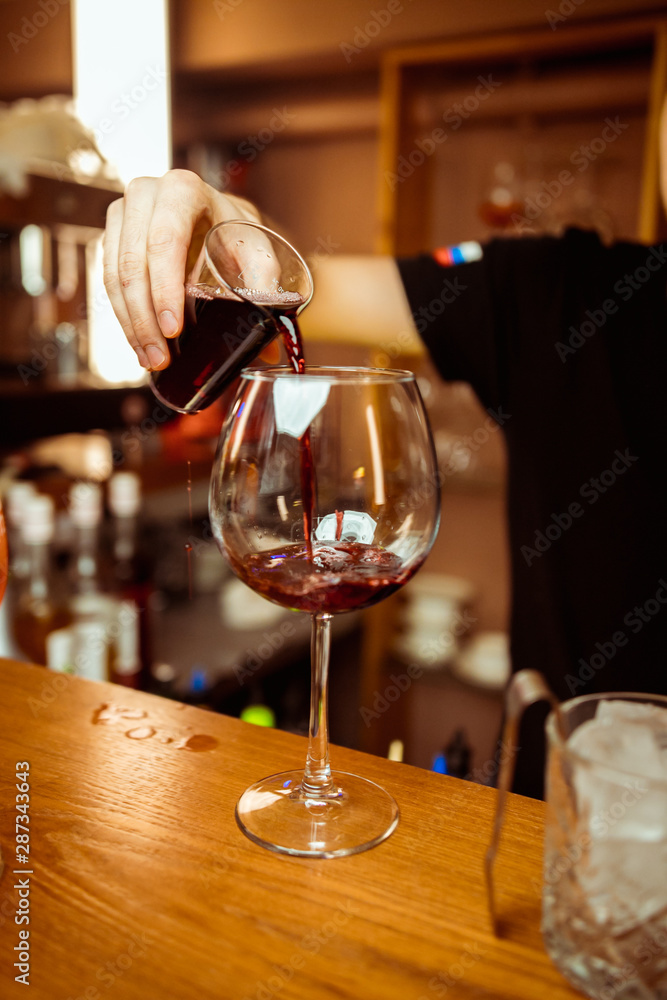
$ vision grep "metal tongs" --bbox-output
[485,669,565,935]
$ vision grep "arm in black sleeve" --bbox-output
[396,251,501,409]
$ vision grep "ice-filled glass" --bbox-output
[542,692,667,999]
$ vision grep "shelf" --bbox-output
[0,165,122,230]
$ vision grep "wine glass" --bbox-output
[210,366,440,857]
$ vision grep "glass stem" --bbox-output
[302,612,334,796]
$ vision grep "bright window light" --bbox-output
[86,238,144,384]
[71,0,171,185]
[72,0,171,384]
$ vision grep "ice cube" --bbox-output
[564,702,667,934]
[596,699,667,771]
[569,716,666,783]
[575,837,667,935]
[595,699,667,726]
[569,718,666,843]
[311,545,352,572]
[315,511,377,544]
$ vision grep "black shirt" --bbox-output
[398,228,667,796]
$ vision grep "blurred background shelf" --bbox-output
[0,165,121,227]
[1,0,666,777]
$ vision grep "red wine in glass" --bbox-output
[229,541,417,615]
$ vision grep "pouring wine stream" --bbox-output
[276,313,332,798]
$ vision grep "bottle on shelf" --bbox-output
[106,471,153,688]
[185,665,214,710]
[69,481,105,599]
[0,481,36,658]
[108,598,142,687]
[4,481,37,585]
[12,493,71,665]
[433,729,473,779]
[67,480,117,682]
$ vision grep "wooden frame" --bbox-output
[377,13,667,254]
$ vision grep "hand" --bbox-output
[103,169,260,371]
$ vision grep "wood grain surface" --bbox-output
[0,659,584,999]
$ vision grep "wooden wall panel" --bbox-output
[172,0,667,76]
[0,0,72,101]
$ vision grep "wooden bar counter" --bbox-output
[0,659,583,999]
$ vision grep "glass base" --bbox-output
[235,769,399,858]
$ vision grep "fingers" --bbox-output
[144,170,210,340]
[103,198,147,364]
[104,178,170,370]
